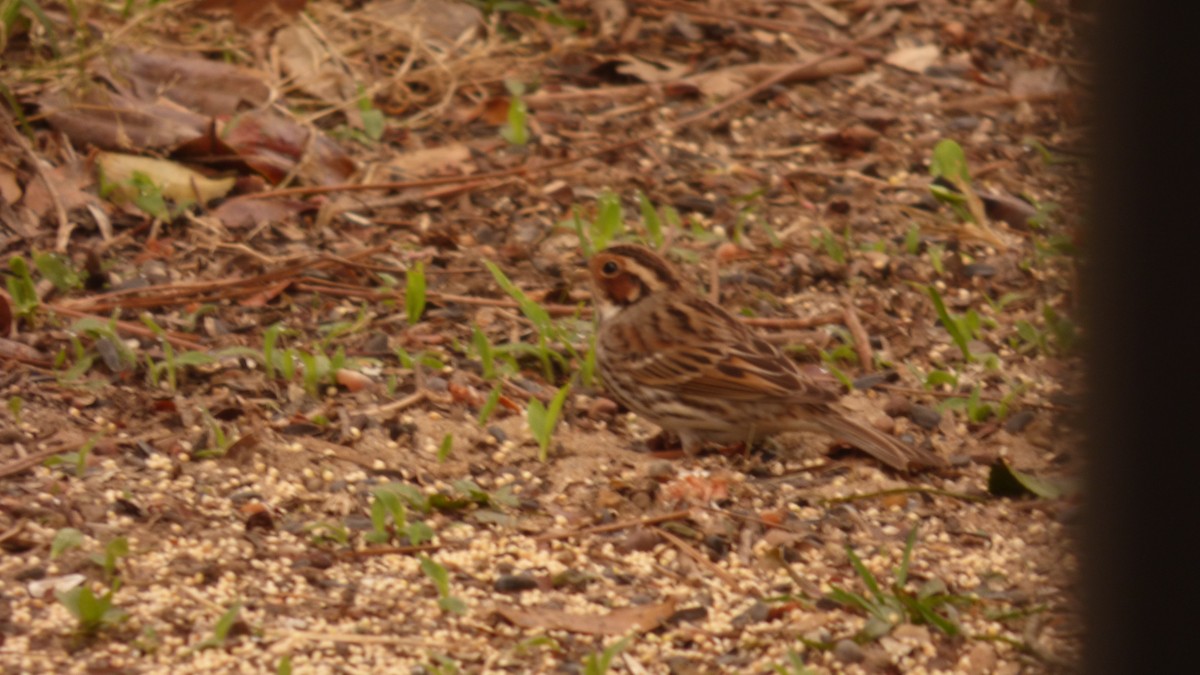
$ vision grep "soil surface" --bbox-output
[0,0,1086,672]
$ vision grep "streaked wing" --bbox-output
[620,296,837,405]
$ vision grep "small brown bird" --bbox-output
[588,244,944,471]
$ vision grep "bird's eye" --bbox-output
[601,261,619,275]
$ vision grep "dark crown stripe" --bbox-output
[606,245,681,290]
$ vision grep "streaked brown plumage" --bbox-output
[589,244,944,471]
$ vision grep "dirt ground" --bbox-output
[0,0,1086,672]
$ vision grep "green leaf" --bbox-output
[437,433,454,463]
[483,261,554,337]
[406,261,427,325]
[500,89,528,145]
[33,251,83,291]
[929,139,971,184]
[420,556,448,594]
[637,191,664,247]
[50,528,84,559]
[6,256,38,317]
[925,285,971,361]
[358,95,385,142]
[477,385,502,426]
[195,601,242,651]
[593,191,624,251]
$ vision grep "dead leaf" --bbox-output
[885,43,940,73]
[0,158,21,203]
[276,24,355,103]
[495,598,677,635]
[363,0,483,53]
[614,55,690,84]
[808,0,849,27]
[685,57,866,98]
[221,109,357,185]
[1010,67,1069,97]
[194,0,307,27]
[336,369,372,392]
[386,143,473,178]
[591,0,628,38]
[0,337,51,366]
[42,88,209,151]
[22,158,101,219]
[211,197,309,229]
[106,48,271,116]
[96,152,236,205]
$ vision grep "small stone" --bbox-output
[910,404,942,429]
[493,574,539,593]
[853,373,889,390]
[963,263,997,277]
[834,639,866,663]
[731,601,770,627]
[487,426,507,443]
[1003,410,1035,433]
[646,461,677,480]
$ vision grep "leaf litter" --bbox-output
[0,0,1086,672]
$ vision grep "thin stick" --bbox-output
[48,306,206,351]
[654,526,742,590]
[823,486,986,505]
[842,299,874,373]
[534,509,694,542]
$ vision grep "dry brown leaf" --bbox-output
[684,58,866,98]
[386,143,474,178]
[22,159,102,219]
[495,598,677,635]
[884,43,940,73]
[211,197,309,229]
[808,0,849,27]
[0,337,48,364]
[195,0,307,27]
[590,0,628,38]
[222,109,357,185]
[1010,67,1069,97]
[614,55,690,84]
[0,158,21,203]
[276,24,355,103]
[42,89,208,151]
[106,48,271,116]
[363,0,483,52]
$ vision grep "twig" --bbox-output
[841,299,873,373]
[47,306,206,351]
[0,446,70,478]
[996,37,1090,68]
[822,486,986,505]
[534,509,694,542]
[267,628,465,649]
[637,0,834,43]
[654,525,743,591]
[362,389,427,416]
[338,542,445,558]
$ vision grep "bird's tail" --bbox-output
[818,415,946,471]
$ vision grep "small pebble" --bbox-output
[909,404,942,429]
[835,639,866,664]
[493,574,539,593]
